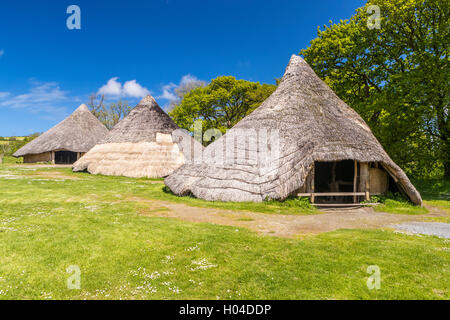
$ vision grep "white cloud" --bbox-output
[97,77,150,98]
[123,80,150,98]
[157,74,205,104]
[158,83,177,101]
[180,74,201,87]
[97,77,122,96]
[0,81,69,118]
[0,50,4,57]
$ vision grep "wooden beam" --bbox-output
[353,160,358,203]
[313,203,380,208]
[298,192,365,197]
[310,163,315,204]
[365,180,370,201]
[359,162,370,201]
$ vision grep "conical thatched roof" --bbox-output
[102,95,179,144]
[14,104,109,157]
[165,55,422,205]
[72,95,202,178]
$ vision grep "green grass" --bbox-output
[366,178,449,215]
[374,199,429,215]
[413,179,450,214]
[1,166,317,215]
[413,179,450,199]
[160,186,318,215]
[0,165,448,299]
[1,156,23,164]
[368,193,429,215]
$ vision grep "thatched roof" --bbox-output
[101,95,179,144]
[72,95,203,178]
[14,104,109,157]
[165,55,422,205]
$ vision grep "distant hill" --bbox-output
[0,136,28,141]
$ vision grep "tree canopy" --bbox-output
[1,133,40,158]
[300,0,449,179]
[169,76,277,139]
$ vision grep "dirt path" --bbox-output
[131,197,448,238]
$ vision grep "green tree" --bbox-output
[169,76,277,139]
[167,76,206,111]
[0,143,10,163]
[300,0,449,178]
[7,133,40,156]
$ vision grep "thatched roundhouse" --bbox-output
[72,95,202,178]
[13,104,109,164]
[165,55,422,206]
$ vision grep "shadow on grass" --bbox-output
[161,185,317,215]
[412,179,450,213]
[412,179,450,201]
[372,179,449,215]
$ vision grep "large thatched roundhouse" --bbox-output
[165,55,422,206]
[13,104,109,164]
[72,95,202,178]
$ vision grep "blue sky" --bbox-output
[0,0,363,136]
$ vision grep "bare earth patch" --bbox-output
[130,197,448,238]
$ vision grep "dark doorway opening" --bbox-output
[314,160,356,203]
[55,151,77,164]
[387,171,401,194]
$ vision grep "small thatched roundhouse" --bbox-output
[165,55,422,205]
[13,104,109,164]
[72,95,202,178]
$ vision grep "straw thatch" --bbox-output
[13,104,109,158]
[72,95,203,178]
[165,55,422,205]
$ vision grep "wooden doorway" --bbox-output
[313,160,356,203]
[55,151,78,164]
[298,160,371,206]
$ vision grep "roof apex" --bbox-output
[75,104,90,112]
[283,54,308,75]
[138,95,158,107]
[164,53,423,206]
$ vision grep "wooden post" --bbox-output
[353,160,358,203]
[365,180,370,201]
[51,151,55,164]
[359,162,370,201]
[310,163,315,204]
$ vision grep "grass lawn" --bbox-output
[0,165,448,299]
[415,179,450,213]
[1,156,23,165]
[369,179,449,215]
